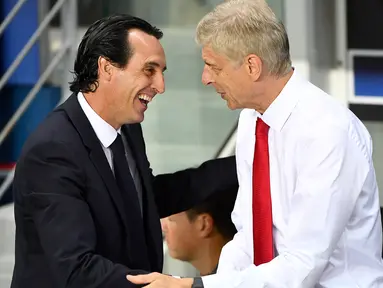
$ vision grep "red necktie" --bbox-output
[252,117,273,265]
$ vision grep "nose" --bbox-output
[153,73,165,94]
[202,65,213,86]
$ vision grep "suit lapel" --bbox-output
[88,150,131,233]
[58,94,130,234]
[121,125,152,194]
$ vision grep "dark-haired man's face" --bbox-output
[107,29,166,124]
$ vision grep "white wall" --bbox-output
[0,204,15,288]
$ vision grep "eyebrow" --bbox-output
[204,60,217,68]
[146,61,167,72]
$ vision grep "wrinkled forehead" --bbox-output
[201,45,231,68]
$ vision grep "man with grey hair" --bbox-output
[128,0,383,287]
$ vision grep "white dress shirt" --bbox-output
[202,71,383,287]
[77,92,118,170]
[77,93,143,212]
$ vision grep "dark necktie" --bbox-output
[110,134,150,270]
[109,134,142,217]
[252,117,274,265]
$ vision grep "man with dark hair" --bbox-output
[11,14,237,288]
[162,187,238,276]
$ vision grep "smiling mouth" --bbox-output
[138,94,153,107]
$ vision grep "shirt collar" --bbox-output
[255,69,303,131]
[77,92,120,148]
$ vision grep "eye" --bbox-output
[208,65,221,74]
[212,68,222,75]
[144,67,156,76]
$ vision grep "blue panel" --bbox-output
[354,56,383,97]
[0,0,40,85]
[0,87,16,164]
[0,85,60,164]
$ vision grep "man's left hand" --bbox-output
[127,272,193,288]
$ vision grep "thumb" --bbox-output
[127,274,153,284]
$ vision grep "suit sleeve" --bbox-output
[131,123,238,219]
[152,156,238,218]
[21,141,146,288]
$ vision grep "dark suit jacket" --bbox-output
[11,93,237,288]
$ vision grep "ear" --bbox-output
[245,54,262,81]
[98,56,113,82]
[198,214,214,238]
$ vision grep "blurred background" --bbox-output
[0,0,383,286]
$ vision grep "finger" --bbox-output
[127,274,154,284]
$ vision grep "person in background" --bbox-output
[162,186,238,276]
